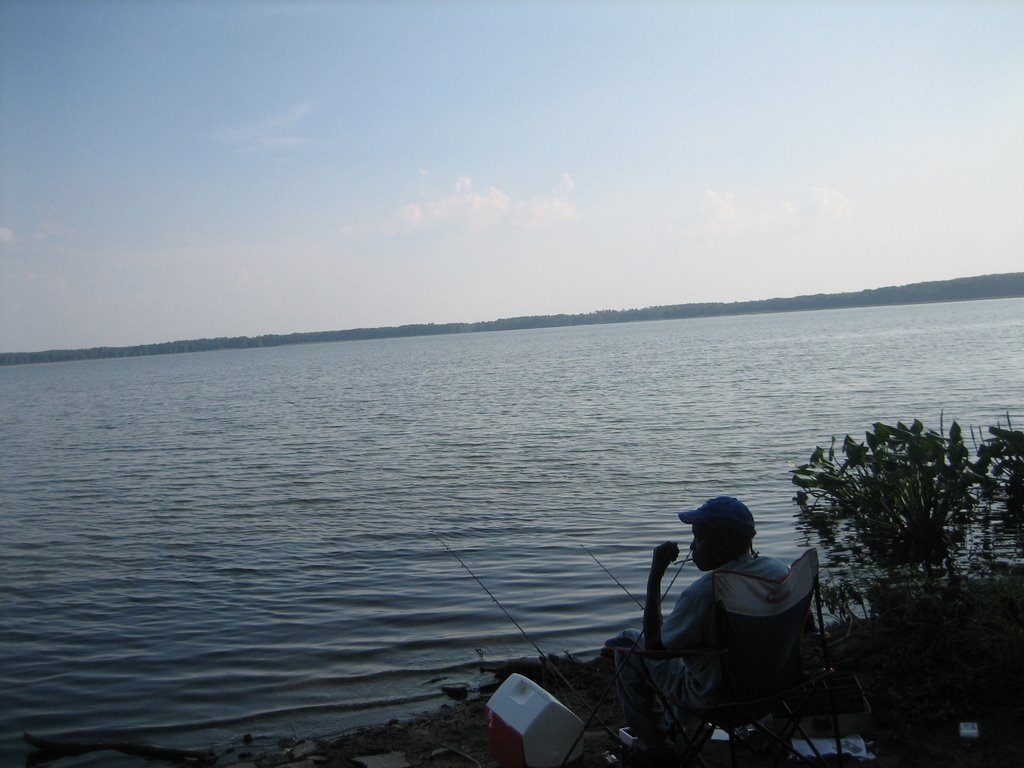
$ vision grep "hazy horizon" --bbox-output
[6,272,1020,356]
[2,2,1022,352]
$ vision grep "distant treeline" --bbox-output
[3,272,1023,366]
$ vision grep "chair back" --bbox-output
[712,549,818,703]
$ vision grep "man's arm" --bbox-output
[642,541,679,651]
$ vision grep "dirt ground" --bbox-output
[209,650,1024,768]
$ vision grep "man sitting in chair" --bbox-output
[610,496,789,764]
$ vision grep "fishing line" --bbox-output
[580,545,643,609]
[660,550,690,602]
[581,544,692,607]
[436,537,620,748]
[437,537,545,659]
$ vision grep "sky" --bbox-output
[1,1,1022,352]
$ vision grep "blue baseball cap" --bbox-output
[678,496,756,537]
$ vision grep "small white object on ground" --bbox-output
[959,722,980,739]
[792,734,876,761]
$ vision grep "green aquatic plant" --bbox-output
[791,419,983,573]
[973,420,1024,518]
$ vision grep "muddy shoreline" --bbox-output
[25,646,1024,768]
[196,649,1024,768]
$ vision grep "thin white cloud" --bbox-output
[811,185,853,219]
[689,185,849,239]
[755,200,799,228]
[516,196,578,228]
[217,101,316,152]
[515,173,580,228]
[395,177,510,229]
[0,223,65,246]
[394,173,578,231]
[700,189,744,234]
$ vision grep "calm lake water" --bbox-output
[2,299,1022,765]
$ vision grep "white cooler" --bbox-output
[486,673,585,768]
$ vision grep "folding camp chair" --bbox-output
[609,549,844,768]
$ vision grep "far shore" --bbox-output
[4,272,1022,365]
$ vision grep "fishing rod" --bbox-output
[580,545,643,609]
[436,537,621,746]
[661,548,690,601]
[437,537,546,660]
[440,538,694,765]
[581,543,692,608]
[573,544,693,758]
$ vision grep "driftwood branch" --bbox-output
[24,732,215,765]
